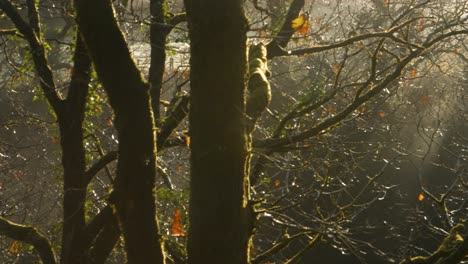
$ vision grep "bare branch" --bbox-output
[0,217,57,264]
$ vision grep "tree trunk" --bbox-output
[184,1,252,263]
[74,1,165,263]
[59,34,91,264]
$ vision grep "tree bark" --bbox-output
[184,1,252,263]
[74,1,166,263]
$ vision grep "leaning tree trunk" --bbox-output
[74,1,165,263]
[184,1,252,263]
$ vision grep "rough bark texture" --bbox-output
[73,1,165,263]
[184,1,251,263]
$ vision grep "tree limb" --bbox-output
[0,217,57,264]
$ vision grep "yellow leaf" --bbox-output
[418,193,424,201]
[185,136,191,147]
[291,14,306,29]
[411,68,417,78]
[291,14,311,35]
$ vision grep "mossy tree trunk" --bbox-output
[184,1,252,263]
[73,1,165,263]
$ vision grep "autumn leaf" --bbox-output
[384,0,389,6]
[379,111,385,118]
[332,63,340,74]
[421,96,429,104]
[291,14,311,35]
[410,68,417,78]
[177,166,183,173]
[417,19,424,32]
[360,106,367,113]
[52,137,59,143]
[317,18,322,25]
[171,209,186,237]
[185,136,191,147]
[327,106,333,113]
[9,241,19,254]
[182,69,190,79]
[274,179,280,187]
[418,193,424,201]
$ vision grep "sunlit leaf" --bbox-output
[418,193,424,201]
[421,96,429,104]
[9,241,19,254]
[170,209,186,237]
[274,179,280,187]
[185,136,191,147]
[291,14,311,35]
[379,111,385,118]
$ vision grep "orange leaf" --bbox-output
[9,241,19,254]
[384,0,389,6]
[327,106,333,113]
[163,70,168,79]
[418,193,424,201]
[454,49,459,55]
[106,119,113,126]
[182,69,190,79]
[411,68,417,78]
[421,96,429,104]
[332,63,340,74]
[360,106,366,113]
[274,179,280,187]
[172,68,179,74]
[177,166,183,173]
[379,111,385,118]
[171,209,186,237]
[417,19,424,32]
[185,136,191,147]
[52,137,59,143]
